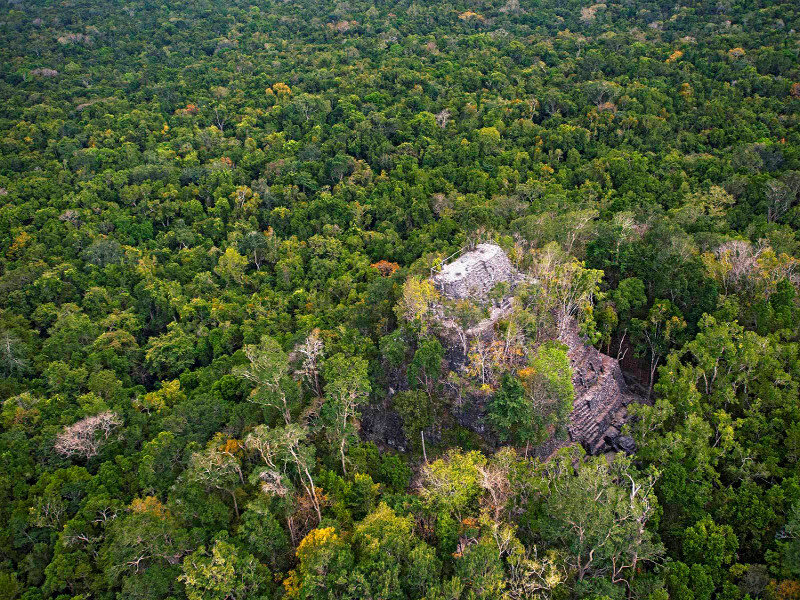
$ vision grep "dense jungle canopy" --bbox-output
[1,0,800,599]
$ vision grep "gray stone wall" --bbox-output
[433,243,517,300]
[558,317,639,454]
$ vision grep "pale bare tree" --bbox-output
[542,453,663,585]
[434,108,451,128]
[713,239,764,293]
[561,209,599,256]
[55,411,122,460]
[212,106,227,132]
[477,448,516,521]
[466,337,494,386]
[30,496,67,529]
[530,243,603,338]
[0,329,28,375]
[295,329,324,397]
[608,471,661,590]
[506,541,566,600]
[322,355,370,475]
[766,173,800,223]
[709,239,799,296]
[500,304,528,367]
[499,0,521,14]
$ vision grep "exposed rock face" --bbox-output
[433,243,518,300]
[361,403,408,453]
[559,318,639,454]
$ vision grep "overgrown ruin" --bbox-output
[437,243,638,455]
[364,243,641,455]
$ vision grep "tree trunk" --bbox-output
[647,354,658,400]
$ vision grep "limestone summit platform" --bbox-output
[433,243,516,300]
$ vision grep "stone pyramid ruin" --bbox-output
[433,243,518,300]
[432,243,639,455]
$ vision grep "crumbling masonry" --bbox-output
[433,243,519,300]
[435,243,637,454]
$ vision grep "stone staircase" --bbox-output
[559,317,639,454]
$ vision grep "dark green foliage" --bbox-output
[667,562,715,600]
[682,517,739,586]
[235,498,289,571]
[489,341,575,445]
[347,442,412,492]
[407,338,444,392]
[381,328,412,368]
[393,390,436,449]
[487,372,531,444]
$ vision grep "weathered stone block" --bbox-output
[433,243,517,300]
